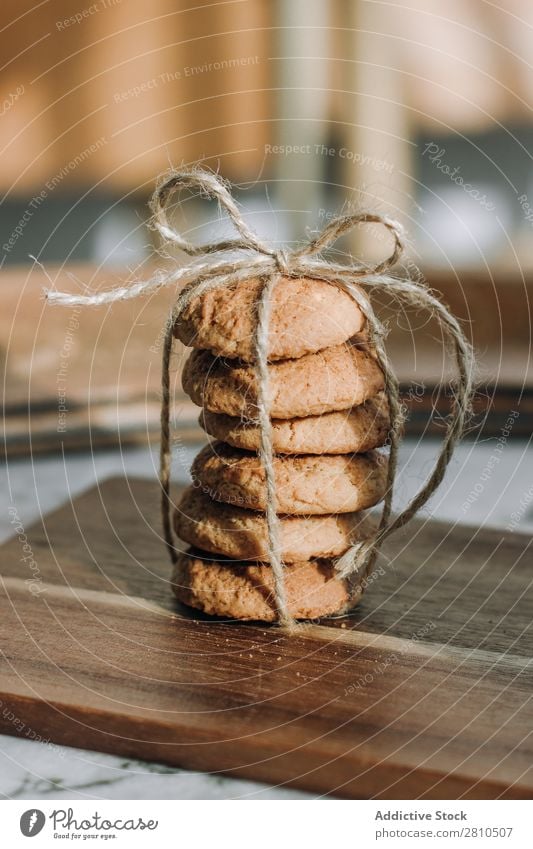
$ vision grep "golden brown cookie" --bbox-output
[191,442,388,514]
[174,276,365,362]
[172,549,353,621]
[200,392,390,455]
[182,342,384,419]
[174,487,374,561]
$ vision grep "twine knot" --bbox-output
[274,248,291,276]
[45,167,476,628]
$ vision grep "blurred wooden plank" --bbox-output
[3,399,204,457]
[1,263,176,407]
[2,264,532,456]
[1,263,196,453]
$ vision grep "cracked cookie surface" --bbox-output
[172,549,354,621]
[174,487,374,561]
[192,441,388,514]
[174,275,365,362]
[182,342,384,419]
[200,392,390,454]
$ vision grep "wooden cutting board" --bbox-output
[0,477,532,799]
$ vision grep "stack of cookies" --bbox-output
[171,276,390,621]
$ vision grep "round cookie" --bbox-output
[200,392,390,455]
[174,275,365,362]
[172,549,353,621]
[182,342,384,419]
[191,442,388,514]
[174,487,374,561]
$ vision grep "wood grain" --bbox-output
[0,477,532,799]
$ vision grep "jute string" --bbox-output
[46,167,475,628]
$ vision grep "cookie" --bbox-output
[191,442,388,514]
[174,487,374,561]
[200,392,390,455]
[172,549,353,621]
[182,342,384,419]
[174,276,365,362]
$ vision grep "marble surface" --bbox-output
[1,436,532,799]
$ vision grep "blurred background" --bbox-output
[2,0,532,455]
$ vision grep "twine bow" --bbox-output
[46,167,475,628]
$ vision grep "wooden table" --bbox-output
[3,265,532,456]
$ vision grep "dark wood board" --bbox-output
[0,477,532,799]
